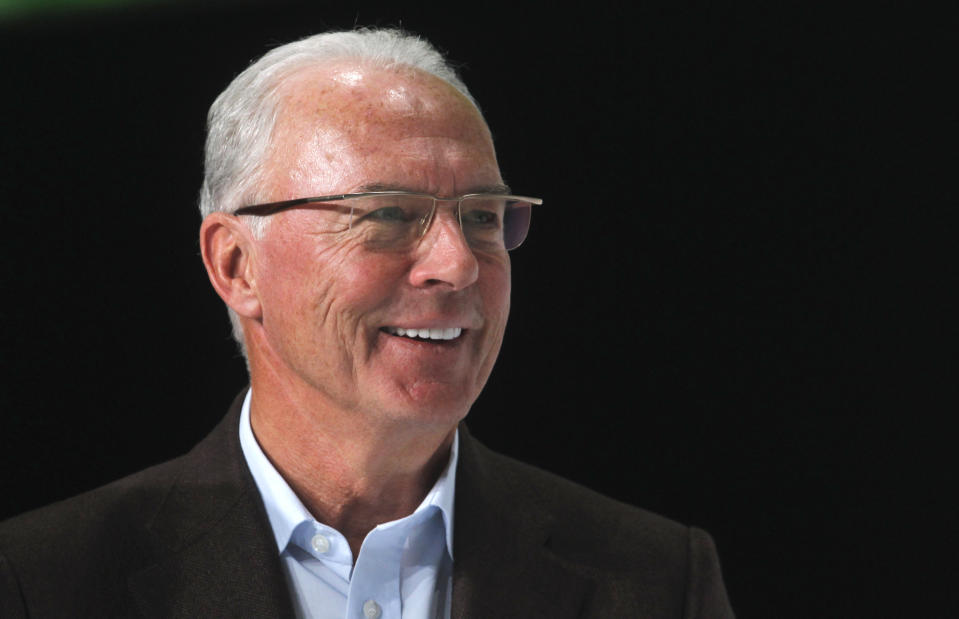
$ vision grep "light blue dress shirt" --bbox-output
[238,391,457,619]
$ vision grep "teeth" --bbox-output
[385,326,462,341]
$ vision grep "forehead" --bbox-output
[279,61,483,129]
[268,61,499,192]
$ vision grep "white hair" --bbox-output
[198,28,480,357]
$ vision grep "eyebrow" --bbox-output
[356,182,513,194]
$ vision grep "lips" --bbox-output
[383,326,464,341]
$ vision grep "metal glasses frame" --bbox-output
[233,191,543,250]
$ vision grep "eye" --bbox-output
[353,204,423,227]
[366,206,414,222]
[462,207,502,228]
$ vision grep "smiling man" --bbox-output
[0,29,734,618]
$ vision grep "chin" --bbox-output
[380,384,473,426]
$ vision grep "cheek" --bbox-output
[256,234,340,331]
[480,256,511,311]
[257,258,323,349]
[330,251,411,313]
[259,234,409,337]
[478,259,512,341]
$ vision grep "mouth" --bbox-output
[382,326,464,342]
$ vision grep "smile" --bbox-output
[383,326,464,341]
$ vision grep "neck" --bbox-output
[247,382,456,559]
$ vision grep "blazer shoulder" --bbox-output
[0,452,187,566]
[0,454,193,617]
[455,432,736,617]
[461,434,691,569]
[0,402,250,617]
[0,392,246,556]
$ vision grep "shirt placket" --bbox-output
[346,523,407,619]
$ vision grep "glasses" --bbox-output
[233,191,542,252]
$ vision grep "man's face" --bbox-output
[246,64,510,430]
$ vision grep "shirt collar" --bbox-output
[238,389,458,558]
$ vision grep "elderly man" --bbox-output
[0,29,734,618]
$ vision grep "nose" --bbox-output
[408,205,479,290]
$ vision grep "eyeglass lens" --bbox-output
[346,195,531,251]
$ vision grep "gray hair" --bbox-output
[198,28,480,357]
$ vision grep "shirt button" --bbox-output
[310,533,330,554]
[362,599,381,619]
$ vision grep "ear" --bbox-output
[200,212,262,321]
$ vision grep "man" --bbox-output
[0,28,734,618]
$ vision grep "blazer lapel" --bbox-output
[452,427,592,619]
[127,393,295,618]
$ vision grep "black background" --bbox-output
[1,2,954,616]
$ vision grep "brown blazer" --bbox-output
[0,393,734,618]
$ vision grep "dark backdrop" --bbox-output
[1,2,954,616]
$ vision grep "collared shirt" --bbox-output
[238,391,457,619]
